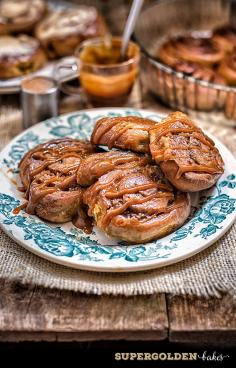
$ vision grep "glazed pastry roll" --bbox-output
[19,138,95,223]
[91,116,155,153]
[35,7,107,58]
[0,0,47,34]
[0,35,47,78]
[158,36,225,67]
[149,111,224,192]
[83,156,191,243]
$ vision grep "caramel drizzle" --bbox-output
[19,139,89,215]
[151,119,224,176]
[94,118,152,149]
[88,173,175,227]
[105,183,171,198]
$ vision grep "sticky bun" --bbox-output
[158,36,225,67]
[19,138,95,223]
[159,61,226,111]
[91,116,156,153]
[82,151,191,243]
[0,35,47,78]
[0,0,47,34]
[149,112,224,192]
[35,7,107,58]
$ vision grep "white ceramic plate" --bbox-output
[0,108,236,272]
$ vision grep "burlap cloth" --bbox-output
[0,104,236,297]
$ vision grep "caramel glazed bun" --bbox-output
[0,0,47,34]
[19,138,95,225]
[35,6,107,58]
[0,34,47,78]
[149,112,224,191]
[79,151,191,243]
[91,113,224,192]
[158,35,225,68]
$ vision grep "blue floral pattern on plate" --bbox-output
[0,108,236,272]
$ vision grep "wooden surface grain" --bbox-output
[0,280,167,342]
[0,0,236,345]
[167,294,236,346]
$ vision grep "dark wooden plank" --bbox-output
[167,295,236,346]
[0,280,168,342]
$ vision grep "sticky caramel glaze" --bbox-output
[19,138,95,188]
[83,164,191,243]
[150,111,224,178]
[77,150,150,186]
[18,138,96,226]
[91,116,156,153]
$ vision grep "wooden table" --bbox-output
[0,0,236,347]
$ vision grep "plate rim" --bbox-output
[0,107,236,273]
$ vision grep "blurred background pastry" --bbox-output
[35,6,108,59]
[0,0,47,34]
[0,34,47,78]
[158,35,225,67]
[213,25,236,53]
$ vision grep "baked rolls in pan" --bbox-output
[155,61,226,111]
[158,36,225,68]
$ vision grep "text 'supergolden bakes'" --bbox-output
[149,112,224,192]
[19,138,95,224]
[35,7,107,59]
[82,152,190,243]
[0,35,47,78]
[0,0,47,34]
[91,116,155,153]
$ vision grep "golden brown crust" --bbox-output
[149,111,224,192]
[91,116,155,153]
[35,7,108,59]
[83,160,191,243]
[0,0,47,35]
[158,36,225,67]
[0,35,47,79]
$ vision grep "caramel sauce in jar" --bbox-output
[77,37,140,103]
